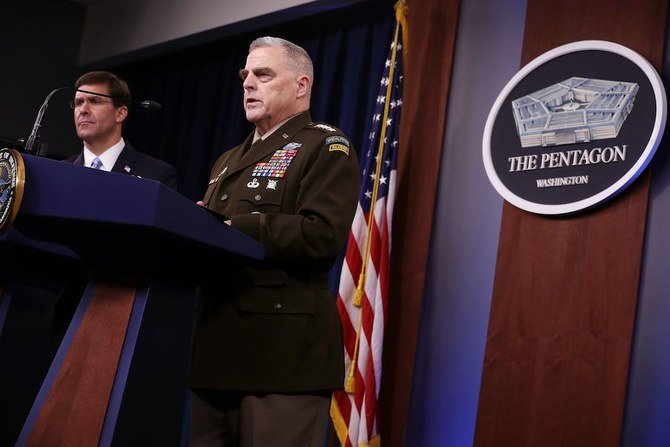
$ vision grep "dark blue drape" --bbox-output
[114,2,395,201]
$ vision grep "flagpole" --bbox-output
[345,3,404,394]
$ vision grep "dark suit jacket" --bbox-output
[67,143,177,190]
[190,111,360,393]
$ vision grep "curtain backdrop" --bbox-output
[112,1,394,201]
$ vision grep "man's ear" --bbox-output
[115,106,129,124]
[296,75,310,99]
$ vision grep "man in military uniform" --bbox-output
[189,37,360,446]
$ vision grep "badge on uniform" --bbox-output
[247,178,260,188]
[314,123,336,132]
[252,143,301,178]
[328,144,350,156]
[325,136,350,156]
[325,136,350,146]
[209,166,228,185]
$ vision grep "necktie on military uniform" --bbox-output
[244,138,262,155]
[91,157,103,170]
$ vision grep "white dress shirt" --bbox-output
[83,138,125,172]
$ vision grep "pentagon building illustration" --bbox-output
[511,77,638,148]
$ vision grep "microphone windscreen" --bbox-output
[138,100,162,110]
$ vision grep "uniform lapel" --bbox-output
[225,134,254,174]
[226,112,312,178]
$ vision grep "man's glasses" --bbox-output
[69,89,116,109]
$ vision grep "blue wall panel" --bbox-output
[622,24,670,447]
[405,0,527,445]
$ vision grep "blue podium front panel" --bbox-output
[15,155,263,276]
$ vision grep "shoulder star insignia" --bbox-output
[313,123,336,132]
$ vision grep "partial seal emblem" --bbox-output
[0,148,26,234]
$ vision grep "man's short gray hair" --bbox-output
[249,36,314,82]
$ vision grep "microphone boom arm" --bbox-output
[24,86,71,155]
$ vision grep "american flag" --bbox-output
[330,3,405,446]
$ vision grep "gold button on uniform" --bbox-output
[254,194,262,201]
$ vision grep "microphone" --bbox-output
[24,86,71,155]
[136,99,162,110]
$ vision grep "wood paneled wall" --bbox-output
[474,1,668,446]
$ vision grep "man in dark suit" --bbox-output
[67,71,176,189]
[189,37,360,446]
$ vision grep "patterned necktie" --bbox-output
[91,157,103,170]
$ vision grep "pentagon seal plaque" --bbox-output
[483,40,667,215]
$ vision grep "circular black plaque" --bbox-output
[483,41,666,215]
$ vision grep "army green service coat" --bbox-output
[189,112,360,392]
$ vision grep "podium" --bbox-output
[0,228,85,447]
[0,154,263,446]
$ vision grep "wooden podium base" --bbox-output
[16,275,197,446]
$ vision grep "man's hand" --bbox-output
[197,200,231,225]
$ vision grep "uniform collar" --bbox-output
[252,114,297,145]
